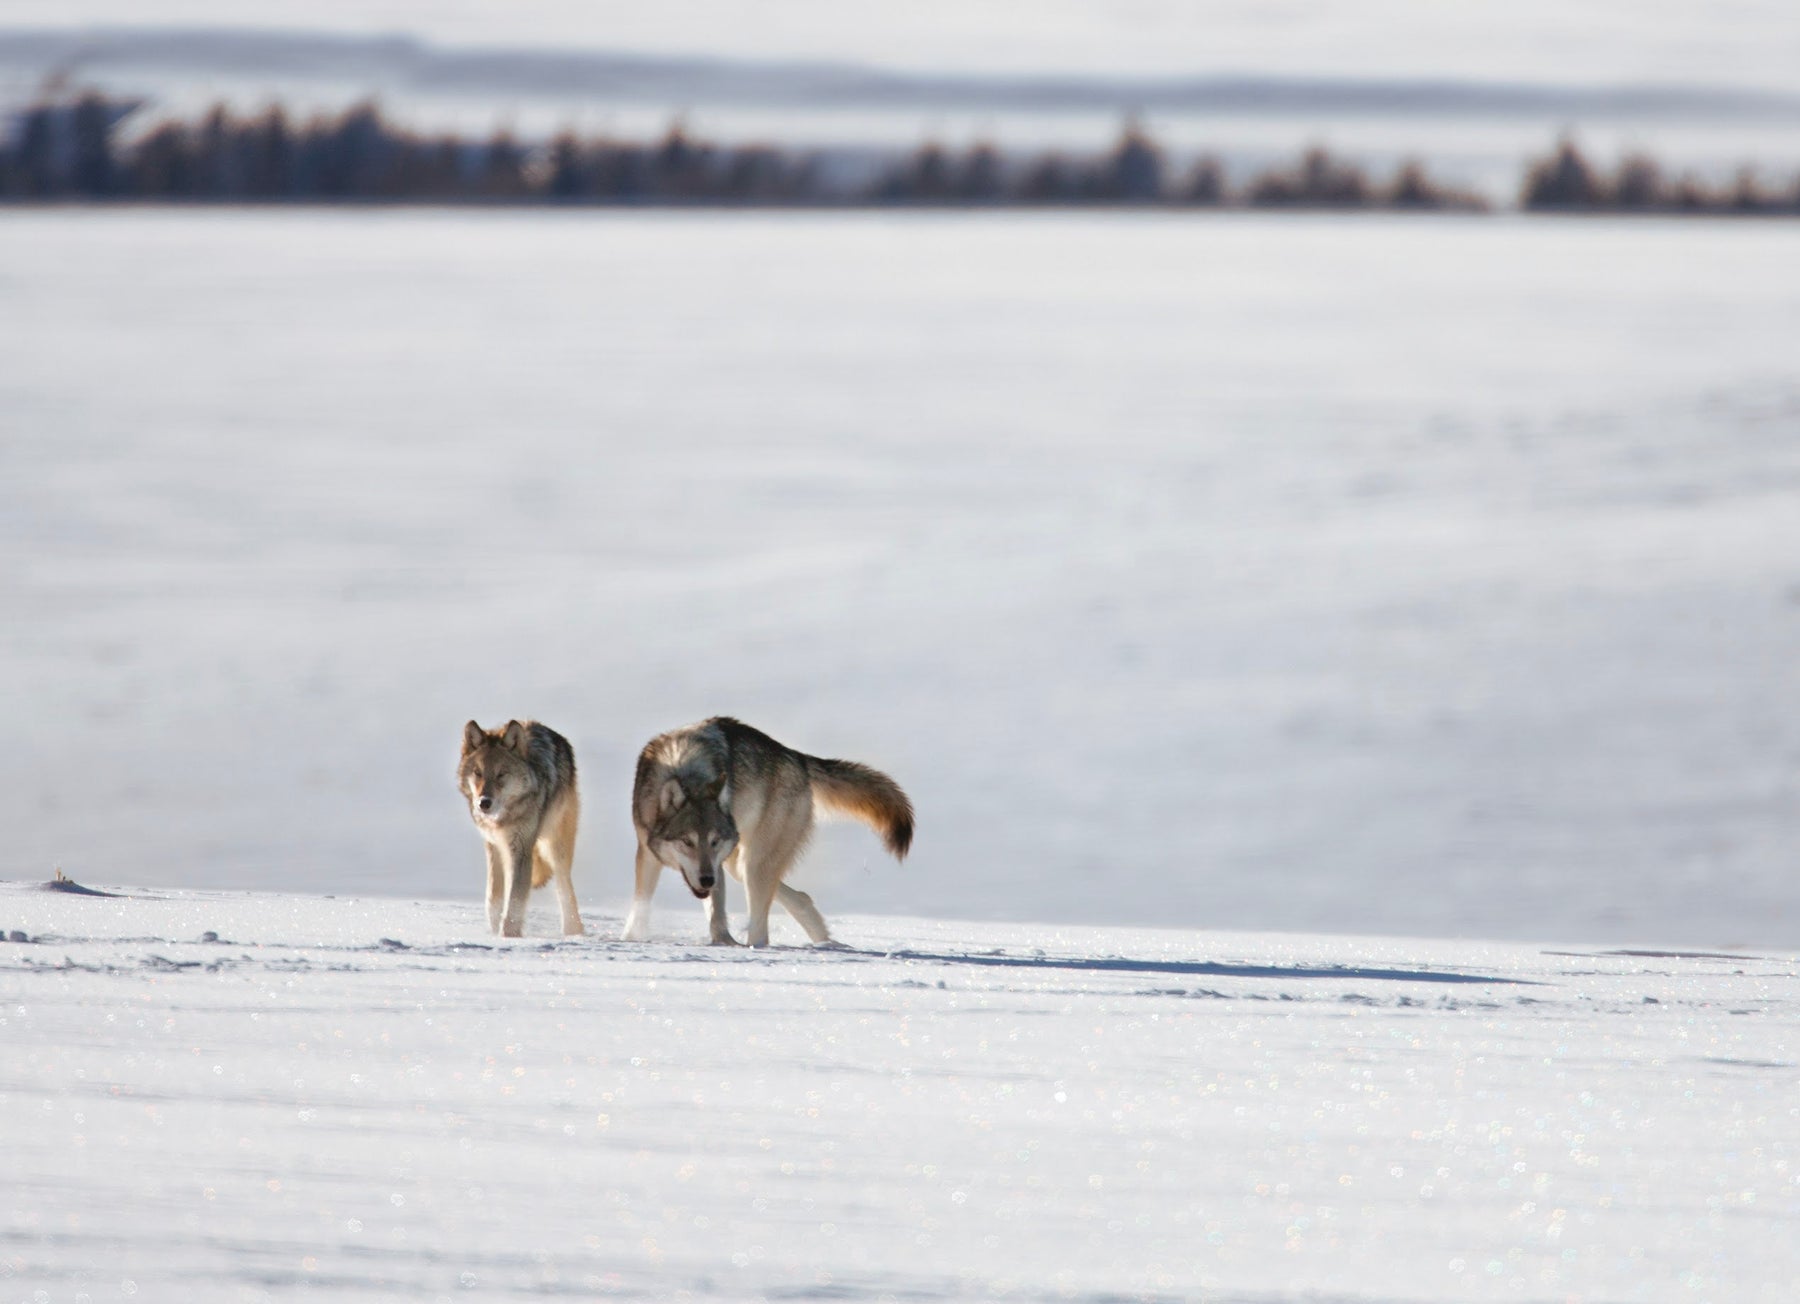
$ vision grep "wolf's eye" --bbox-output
[682,833,698,847]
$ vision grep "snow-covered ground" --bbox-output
[5,212,1800,946]
[2,881,1796,1302]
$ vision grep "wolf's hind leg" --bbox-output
[548,859,582,937]
[776,883,832,944]
[484,842,505,934]
[539,793,583,936]
[744,821,809,948]
[621,845,660,942]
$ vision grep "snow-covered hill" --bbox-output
[7,212,1800,947]
[4,880,1795,1301]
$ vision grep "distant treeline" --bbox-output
[2,92,1797,215]
[0,93,1482,209]
[1522,138,1800,214]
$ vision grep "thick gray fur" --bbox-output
[458,719,583,937]
[625,716,912,947]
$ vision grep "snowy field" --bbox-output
[2,880,1796,1302]
[5,211,1800,946]
[6,210,1800,1299]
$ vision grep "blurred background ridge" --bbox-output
[6,27,1800,119]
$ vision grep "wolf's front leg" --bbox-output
[620,845,660,942]
[705,874,737,946]
[499,831,535,938]
[484,842,506,934]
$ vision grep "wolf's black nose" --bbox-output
[699,876,715,891]
[477,796,493,812]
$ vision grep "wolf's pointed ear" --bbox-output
[659,778,686,815]
[501,720,528,753]
[462,721,485,753]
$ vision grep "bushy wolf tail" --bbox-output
[807,756,914,860]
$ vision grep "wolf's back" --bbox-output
[806,756,914,860]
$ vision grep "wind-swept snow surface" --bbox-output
[6,213,1800,946]
[3,883,1796,1301]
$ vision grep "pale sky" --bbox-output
[3,0,1799,91]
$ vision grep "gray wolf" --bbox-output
[623,717,912,947]
[458,719,583,937]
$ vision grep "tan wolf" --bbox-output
[458,720,583,937]
[624,717,912,947]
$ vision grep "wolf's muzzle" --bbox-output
[477,795,493,813]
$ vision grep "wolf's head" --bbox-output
[458,720,534,827]
[648,776,738,898]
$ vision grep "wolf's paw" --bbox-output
[620,917,651,942]
[812,938,849,951]
[707,935,743,947]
